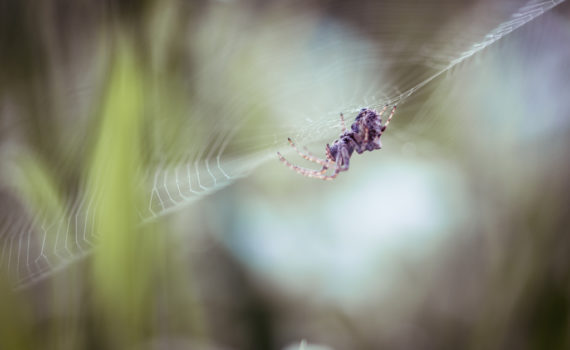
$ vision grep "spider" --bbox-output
[277,104,397,180]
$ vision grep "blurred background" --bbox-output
[0,0,569,349]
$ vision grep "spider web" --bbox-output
[0,0,566,289]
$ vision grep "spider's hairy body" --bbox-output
[328,108,384,157]
[278,105,397,180]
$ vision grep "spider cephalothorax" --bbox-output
[278,104,397,180]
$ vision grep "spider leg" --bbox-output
[339,113,347,133]
[295,165,341,180]
[287,138,329,166]
[377,104,389,118]
[307,148,350,181]
[381,105,397,132]
[318,164,344,180]
[277,152,332,177]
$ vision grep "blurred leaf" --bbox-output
[87,38,157,346]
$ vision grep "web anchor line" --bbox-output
[389,0,565,108]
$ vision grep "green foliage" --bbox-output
[88,40,153,346]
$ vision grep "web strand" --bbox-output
[1,0,566,290]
